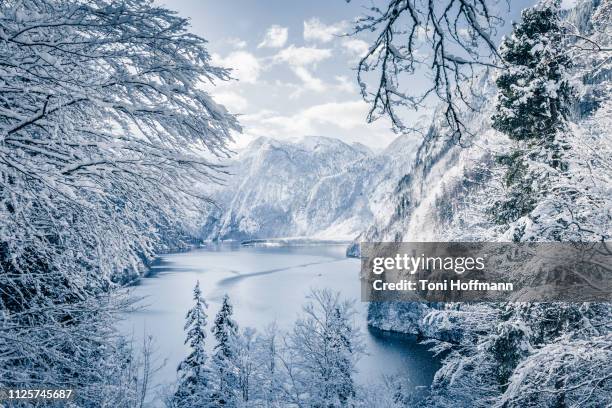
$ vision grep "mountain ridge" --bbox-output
[203,134,419,241]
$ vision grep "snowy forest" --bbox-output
[0,0,610,407]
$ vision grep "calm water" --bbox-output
[118,244,439,402]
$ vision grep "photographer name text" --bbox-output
[372,279,514,292]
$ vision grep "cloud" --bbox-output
[211,51,261,84]
[303,18,347,43]
[214,91,248,112]
[239,100,396,147]
[226,37,247,49]
[291,66,327,93]
[300,101,374,130]
[273,45,332,67]
[258,25,289,48]
[334,75,355,93]
[271,46,356,96]
[341,38,369,59]
[272,46,332,92]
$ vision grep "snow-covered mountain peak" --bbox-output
[203,133,418,241]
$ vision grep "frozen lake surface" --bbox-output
[118,244,439,402]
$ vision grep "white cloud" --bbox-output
[301,101,373,130]
[214,91,248,112]
[334,75,355,93]
[258,25,289,48]
[271,48,355,96]
[273,45,332,67]
[239,100,396,147]
[226,37,247,49]
[272,46,332,92]
[303,18,347,43]
[291,66,327,93]
[341,38,369,59]
[211,51,261,84]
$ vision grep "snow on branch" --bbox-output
[352,0,505,140]
[0,1,240,399]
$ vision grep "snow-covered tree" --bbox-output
[0,0,238,402]
[233,327,256,405]
[498,334,612,407]
[492,1,572,143]
[351,0,504,138]
[211,294,240,406]
[326,307,359,405]
[352,1,610,407]
[488,0,578,240]
[283,289,364,407]
[253,324,283,407]
[0,0,239,284]
[173,281,212,407]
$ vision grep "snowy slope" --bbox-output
[203,135,418,241]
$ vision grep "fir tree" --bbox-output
[211,294,239,406]
[490,0,573,234]
[492,0,572,142]
[173,281,211,407]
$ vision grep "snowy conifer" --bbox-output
[492,0,572,143]
[173,281,212,407]
[330,306,358,405]
[490,0,574,238]
[211,294,239,406]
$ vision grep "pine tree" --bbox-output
[173,281,211,407]
[211,294,239,406]
[490,0,573,235]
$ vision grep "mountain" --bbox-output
[203,135,418,241]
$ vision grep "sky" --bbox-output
[157,0,539,150]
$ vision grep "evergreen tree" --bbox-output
[211,294,239,406]
[492,0,572,142]
[490,0,573,235]
[173,281,211,407]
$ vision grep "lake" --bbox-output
[118,243,440,403]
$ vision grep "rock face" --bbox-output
[205,135,418,241]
